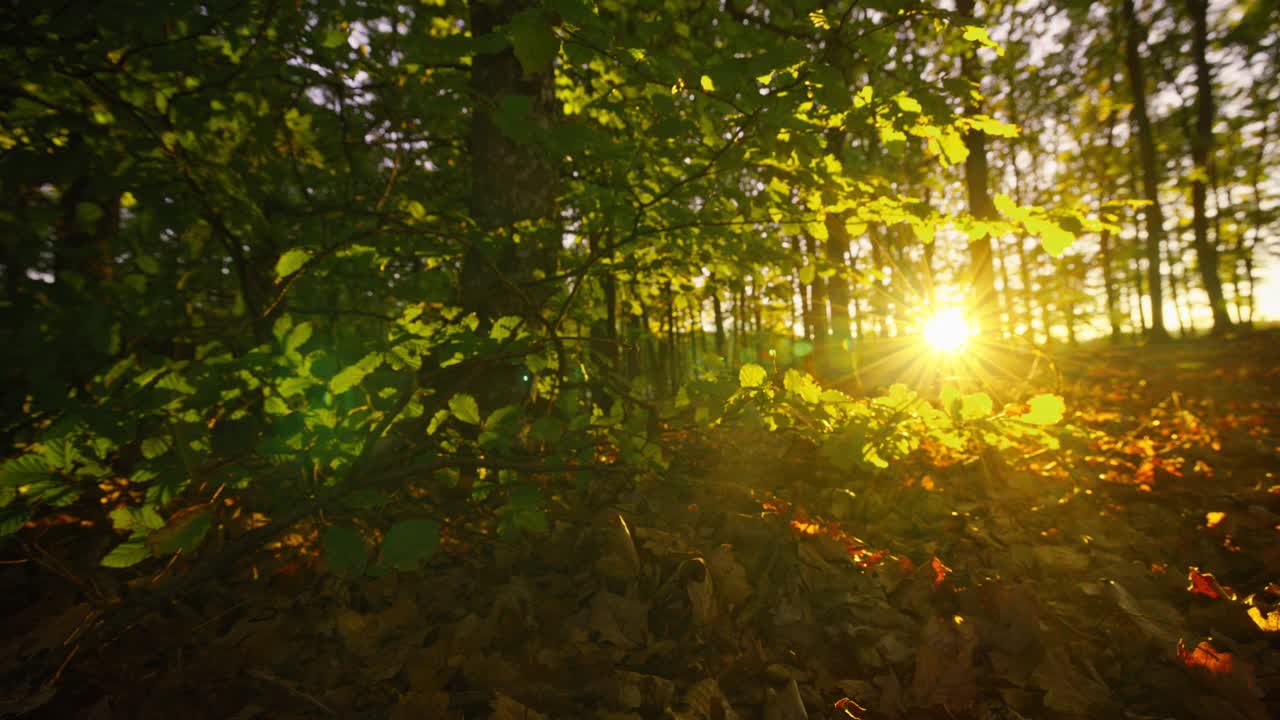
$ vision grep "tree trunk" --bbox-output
[1121,0,1171,341]
[1185,0,1232,334]
[461,0,559,325]
[956,0,1001,337]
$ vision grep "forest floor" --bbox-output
[2,329,1279,720]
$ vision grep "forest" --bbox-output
[1,0,1278,718]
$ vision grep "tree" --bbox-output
[1184,0,1233,334]
[1121,0,1172,341]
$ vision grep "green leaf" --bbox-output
[505,10,559,76]
[285,322,312,353]
[272,314,293,341]
[322,27,347,49]
[0,455,52,494]
[274,248,312,279]
[426,408,451,435]
[783,369,821,404]
[449,393,481,424]
[490,315,522,341]
[323,525,367,578]
[739,363,767,388]
[960,392,994,420]
[379,518,440,571]
[101,541,150,568]
[147,504,213,556]
[264,395,291,415]
[329,353,383,395]
[1023,394,1065,425]
[798,264,816,285]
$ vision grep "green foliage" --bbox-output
[323,526,368,578]
[377,518,440,572]
[0,0,1101,588]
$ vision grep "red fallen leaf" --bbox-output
[1177,639,1233,675]
[1187,567,1233,600]
[931,556,952,589]
[834,696,867,718]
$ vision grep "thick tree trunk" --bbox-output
[461,0,559,325]
[1185,0,1232,334]
[956,0,1001,337]
[1121,0,1171,341]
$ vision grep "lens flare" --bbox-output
[922,308,971,353]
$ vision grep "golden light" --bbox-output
[922,308,971,353]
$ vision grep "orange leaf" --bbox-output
[931,556,952,589]
[1177,639,1233,674]
[1187,567,1232,600]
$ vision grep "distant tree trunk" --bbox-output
[956,0,1001,337]
[1185,0,1232,334]
[1015,236,1034,340]
[1131,254,1148,332]
[1099,229,1121,341]
[1121,0,1171,341]
[711,278,726,355]
[1097,98,1123,342]
[1166,239,1188,336]
[1244,126,1268,326]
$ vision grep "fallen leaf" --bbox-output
[1246,606,1280,632]
[930,556,951,589]
[910,615,977,711]
[1187,568,1233,600]
[1177,639,1233,675]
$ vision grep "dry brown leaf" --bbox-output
[910,615,977,712]
[1032,646,1111,716]
[682,678,741,720]
[706,545,752,610]
[390,691,451,720]
[491,692,547,720]
[588,589,649,648]
[763,678,807,720]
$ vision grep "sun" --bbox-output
[922,307,971,353]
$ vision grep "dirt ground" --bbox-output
[2,329,1278,720]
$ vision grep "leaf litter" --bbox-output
[1,334,1278,719]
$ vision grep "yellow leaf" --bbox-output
[700,75,715,92]
[739,363,767,388]
[1248,606,1280,632]
[961,25,1005,56]
[853,86,873,109]
[895,94,922,113]
[993,193,1025,220]
[934,127,968,166]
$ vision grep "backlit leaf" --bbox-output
[449,393,482,424]
[739,363,767,388]
[275,248,311,279]
[101,541,150,568]
[1024,394,1065,425]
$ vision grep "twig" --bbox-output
[246,669,335,715]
